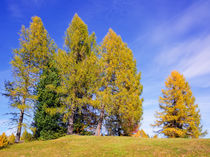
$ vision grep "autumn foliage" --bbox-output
[153,71,205,138]
[94,29,143,136]
[2,13,206,142]
[0,133,8,148]
[8,133,15,144]
[132,129,149,138]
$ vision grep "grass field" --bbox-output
[0,135,210,157]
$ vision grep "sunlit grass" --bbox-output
[0,135,210,157]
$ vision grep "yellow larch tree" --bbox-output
[153,71,206,138]
[52,14,99,135]
[95,29,143,136]
[4,16,56,142]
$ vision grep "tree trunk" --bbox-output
[15,109,24,143]
[95,105,104,136]
[116,113,121,136]
[67,111,75,135]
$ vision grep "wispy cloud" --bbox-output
[152,0,210,43]
[8,3,23,18]
[156,35,210,79]
[7,0,47,19]
[181,45,210,79]
[134,0,210,136]
[173,1,210,35]
[150,0,210,81]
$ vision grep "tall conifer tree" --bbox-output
[4,16,55,142]
[53,14,99,135]
[153,71,206,138]
[33,66,66,140]
[95,29,143,136]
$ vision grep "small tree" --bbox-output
[21,130,33,142]
[132,129,149,138]
[8,133,15,144]
[153,134,158,138]
[0,133,8,148]
[153,71,207,138]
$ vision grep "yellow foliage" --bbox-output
[132,129,149,138]
[153,71,205,138]
[8,133,15,144]
[51,14,99,133]
[153,134,158,138]
[0,132,8,148]
[21,130,33,142]
[96,29,143,135]
[5,15,56,142]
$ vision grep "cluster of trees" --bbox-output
[2,14,206,143]
[3,14,143,142]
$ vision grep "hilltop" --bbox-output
[0,135,210,157]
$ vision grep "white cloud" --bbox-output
[156,35,210,79]
[150,0,210,81]
[131,0,210,82]
[132,0,210,137]
[181,46,210,79]
[173,0,210,35]
[152,0,210,43]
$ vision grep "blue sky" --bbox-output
[0,0,210,137]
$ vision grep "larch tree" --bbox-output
[95,29,143,136]
[4,16,56,142]
[52,14,99,135]
[153,71,206,138]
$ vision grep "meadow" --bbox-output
[0,135,210,157]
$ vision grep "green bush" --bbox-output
[39,130,65,140]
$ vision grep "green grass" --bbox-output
[1,135,210,157]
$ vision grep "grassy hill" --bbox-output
[0,135,210,157]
